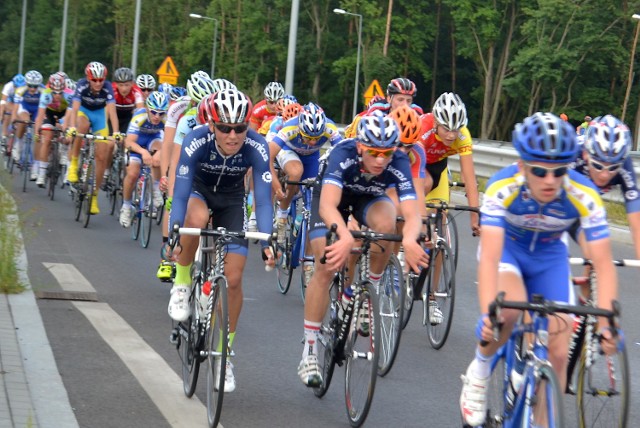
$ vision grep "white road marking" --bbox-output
[43,262,96,293]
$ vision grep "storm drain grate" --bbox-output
[34,290,98,302]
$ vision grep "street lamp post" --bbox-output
[334,8,363,119]
[190,13,219,78]
[622,14,640,122]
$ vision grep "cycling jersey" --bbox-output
[171,127,273,249]
[573,149,640,214]
[249,99,277,129]
[271,117,342,156]
[366,101,424,116]
[14,85,44,117]
[266,115,284,142]
[174,107,199,146]
[165,97,191,129]
[419,113,473,164]
[481,164,610,251]
[112,84,143,111]
[2,82,19,103]
[38,88,73,113]
[73,78,115,111]
[127,111,165,136]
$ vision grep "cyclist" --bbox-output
[459,112,619,426]
[33,73,73,187]
[135,74,156,102]
[270,102,342,244]
[66,61,121,215]
[11,70,45,176]
[249,81,284,132]
[112,67,144,134]
[168,89,275,392]
[576,115,592,136]
[343,95,385,139]
[297,111,429,387]
[1,74,25,145]
[262,94,298,140]
[118,91,168,228]
[420,92,480,235]
[571,115,640,282]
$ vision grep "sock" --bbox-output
[218,331,236,354]
[39,161,48,173]
[302,321,322,358]
[153,180,160,191]
[122,200,132,208]
[174,263,192,285]
[471,347,493,379]
[369,271,382,287]
[277,208,288,218]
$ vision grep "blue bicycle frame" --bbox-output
[289,183,314,271]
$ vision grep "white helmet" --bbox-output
[25,70,43,86]
[187,74,216,103]
[432,92,468,130]
[136,74,156,90]
[211,78,237,94]
[209,89,252,124]
[263,81,284,102]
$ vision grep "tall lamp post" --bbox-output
[334,8,363,119]
[190,13,219,78]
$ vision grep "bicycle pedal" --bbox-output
[169,328,179,345]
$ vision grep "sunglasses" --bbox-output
[90,78,104,83]
[215,123,248,134]
[524,162,568,178]
[52,90,63,95]
[141,88,154,92]
[360,144,396,159]
[398,142,416,149]
[589,159,621,173]
[28,84,39,89]
[149,110,166,117]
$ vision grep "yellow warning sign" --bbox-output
[156,56,179,85]
[363,79,385,107]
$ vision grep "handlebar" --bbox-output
[569,257,640,268]
[425,201,480,213]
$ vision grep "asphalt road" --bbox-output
[9,175,640,428]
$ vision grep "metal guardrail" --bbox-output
[448,139,640,203]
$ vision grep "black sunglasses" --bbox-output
[215,123,248,134]
[525,162,568,178]
[28,84,39,89]
[141,88,154,92]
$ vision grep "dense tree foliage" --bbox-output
[2,0,640,142]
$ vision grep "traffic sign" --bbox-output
[363,79,385,107]
[156,56,179,85]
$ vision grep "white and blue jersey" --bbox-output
[481,164,610,302]
[14,85,44,117]
[174,107,199,146]
[171,127,273,250]
[126,111,165,156]
[271,117,342,157]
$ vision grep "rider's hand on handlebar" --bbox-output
[66,127,77,138]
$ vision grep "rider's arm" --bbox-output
[106,102,119,134]
[251,139,275,245]
[587,237,618,312]
[68,100,81,129]
[34,107,46,134]
[477,224,504,314]
[627,211,640,261]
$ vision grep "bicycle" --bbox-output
[274,178,315,302]
[69,132,115,228]
[11,120,35,193]
[45,127,65,201]
[129,153,158,249]
[566,257,635,428]
[104,135,126,216]
[168,224,271,428]
[401,202,479,349]
[314,225,401,427]
[476,291,622,428]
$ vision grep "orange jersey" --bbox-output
[250,99,277,128]
[419,113,473,164]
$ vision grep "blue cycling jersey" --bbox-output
[170,127,273,245]
[127,111,165,136]
[271,117,342,156]
[573,148,640,214]
[481,164,610,251]
[321,139,417,201]
[73,78,115,111]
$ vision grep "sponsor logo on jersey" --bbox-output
[339,158,356,170]
[246,137,268,162]
[185,136,207,157]
[178,165,189,176]
[262,171,272,183]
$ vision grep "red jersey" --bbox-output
[112,83,144,111]
[250,99,277,128]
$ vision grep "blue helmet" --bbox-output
[583,115,631,164]
[298,103,326,137]
[169,86,187,101]
[357,110,399,148]
[512,112,578,163]
[157,82,173,96]
[283,93,298,103]
[12,73,26,87]
[145,91,169,111]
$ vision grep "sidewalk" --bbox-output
[0,187,78,428]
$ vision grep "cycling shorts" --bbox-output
[17,103,38,119]
[128,134,162,164]
[426,159,449,203]
[275,150,320,180]
[78,106,108,137]
[496,238,574,304]
[191,181,249,256]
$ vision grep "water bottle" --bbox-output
[506,354,525,408]
[199,280,211,319]
[293,213,303,237]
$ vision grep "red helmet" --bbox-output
[85,61,107,80]
[386,78,416,97]
[48,72,66,91]
[197,94,214,125]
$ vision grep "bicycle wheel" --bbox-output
[445,212,459,270]
[275,217,294,294]
[529,364,564,427]
[156,196,165,225]
[377,254,404,377]
[206,277,229,428]
[484,350,508,428]
[180,286,200,398]
[425,242,456,349]
[22,140,30,192]
[576,338,629,428]
[82,161,95,228]
[401,271,420,330]
[131,181,141,240]
[141,179,153,248]
[313,275,339,398]
[344,282,380,427]
[48,143,60,200]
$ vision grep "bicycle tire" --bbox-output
[425,242,456,349]
[313,275,339,398]
[131,180,141,240]
[445,212,459,270]
[180,287,200,398]
[529,364,564,427]
[141,177,153,248]
[22,139,30,193]
[156,197,165,225]
[275,217,294,294]
[206,277,229,428]
[401,271,419,330]
[576,337,629,428]
[377,254,404,377]
[344,282,380,427]
[48,142,60,200]
[82,161,94,228]
[484,349,508,428]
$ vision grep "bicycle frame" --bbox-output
[289,183,314,270]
